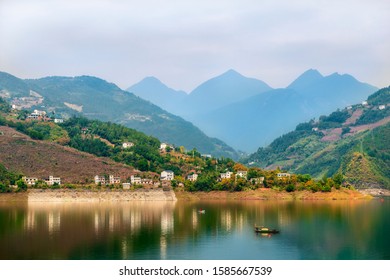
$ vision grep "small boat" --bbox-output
[254,225,279,234]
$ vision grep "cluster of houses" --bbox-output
[22,176,61,186]
[25,109,64,123]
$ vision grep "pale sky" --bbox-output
[0,0,389,92]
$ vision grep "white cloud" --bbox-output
[0,0,389,91]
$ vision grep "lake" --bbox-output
[0,199,389,260]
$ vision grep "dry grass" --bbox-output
[0,126,136,183]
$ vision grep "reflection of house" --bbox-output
[23,176,38,186]
[94,175,106,185]
[220,172,233,179]
[277,173,291,179]
[187,173,198,182]
[122,142,134,149]
[122,183,131,190]
[109,175,121,184]
[161,170,174,181]
[46,176,61,185]
[236,170,248,179]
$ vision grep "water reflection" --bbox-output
[0,199,389,260]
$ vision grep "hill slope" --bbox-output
[0,126,136,184]
[0,72,238,159]
[245,87,390,189]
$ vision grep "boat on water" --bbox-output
[254,225,280,234]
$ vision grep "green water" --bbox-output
[0,199,389,260]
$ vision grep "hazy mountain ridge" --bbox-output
[127,69,377,152]
[0,71,238,159]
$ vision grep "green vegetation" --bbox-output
[245,87,390,189]
[0,163,25,193]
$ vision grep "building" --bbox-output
[94,175,106,185]
[27,110,50,121]
[277,173,291,179]
[141,178,154,185]
[312,127,319,132]
[122,183,131,190]
[201,154,212,158]
[187,173,198,182]
[160,143,174,151]
[250,177,265,185]
[22,176,38,186]
[122,142,134,149]
[236,170,248,179]
[109,175,121,184]
[46,176,61,186]
[220,172,233,179]
[54,116,64,123]
[130,175,142,185]
[362,101,368,106]
[379,105,386,110]
[161,170,174,181]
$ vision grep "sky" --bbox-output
[0,0,389,92]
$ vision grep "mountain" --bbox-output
[184,69,272,116]
[0,72,238,159]
[191,70,377,152]
[245,86,390,189]
[127,69,273,117]
[127,76,187,114]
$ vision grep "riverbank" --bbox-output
[0,187,377,202]
[174,188,373,201]
[0,188,177,202]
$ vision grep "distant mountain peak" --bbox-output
[288,69,324,90]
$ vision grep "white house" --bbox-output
[161,170,174,181]
[379,105,386,110]
[109,175,121,184]
[362,101,368,106]
[312,127,319,132]
[160,143,174,151]
[94,175,106,185]
[277,173,291,179]
[46,176,61,186]
[141,178,154,185]
[250,177,265,184]
[187,173,198,182]
[54,117,64,124]
[22,176,38,186]
[130,175,142,185]
[236,170,248,179]
[122,142,134,149]
[220,171,233,179]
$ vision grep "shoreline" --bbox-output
[0,187,381,202]
[0,188,177,202]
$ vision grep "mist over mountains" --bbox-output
[128,69,377,152]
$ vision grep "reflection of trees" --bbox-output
[0,200,389,259]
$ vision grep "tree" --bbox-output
[16,179,27,191]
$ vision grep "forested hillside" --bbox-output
[246,87,390,189]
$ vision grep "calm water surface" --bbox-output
[0,199,389,260]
